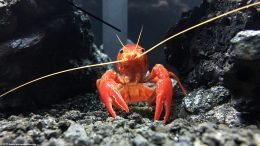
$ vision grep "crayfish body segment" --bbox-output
[96,44,187,123]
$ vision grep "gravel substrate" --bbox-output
[0,93,259,146]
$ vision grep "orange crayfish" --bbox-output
[96,35,187,123]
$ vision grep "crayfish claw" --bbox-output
[96,70,129,118]
[146,64,173,123]
[105,101,117,118]
[154,94,163,121]
[154,85,172,123]
[111,89,129,112]
[163,97,171,123]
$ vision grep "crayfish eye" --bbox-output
[141,48,145,52]
[119,49,123,54]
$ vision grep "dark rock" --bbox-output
[165,0,260,124]
[200,125,257,146]
[189,104,242,127]
[224,30,260,121]
[43,138,66,146]
[44,129,61,139]
[61,110,82,121]
[29,129,46,144]
[92,134,103,144]
[101,134,132,146]
[172,136,193,146]
[57,120,71,132]
[201,132,222,146]
[0,0,109,111]
[7,115,20,121]
[76,138,94,146]
[167,118,190,133]
[150,132,167,145]
[93,123,114,137]
[133,134,149,146]
[129,120,136,129]
[182,86,230,114]
[230,30,260,60]
[83,116,95,125]
[36,117,57,130]
[1,135,13,144]
[196,122,218,134]
[149,121,164,131]
[14,136,28,145]
[206,104,242,126]
[112,116,127,128]
[30,114,42,121]
[165,0,260,89]
[154,124,168,133]
[128,113,144,124]
[64,124,87,140]
[0,121,15,132]
[0,0,18,41]
[64,124,93,145]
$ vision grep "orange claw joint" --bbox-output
[168,72,188,96]
[96,69,129,117]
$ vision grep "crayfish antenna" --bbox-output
[134,25,143,50]
[0,59,125,98]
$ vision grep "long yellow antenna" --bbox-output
[1,2,259,98]
[134,25,143,50]
[139,1,260,57]
[0,59,125,98]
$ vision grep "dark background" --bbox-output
[74,0,202,67]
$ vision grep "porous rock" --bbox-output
[165,0,260,88]
[225,30,260,120]
[0,0,110,111]
[165,0,260,123]
[183,86,230,114]
[0,95,259,146]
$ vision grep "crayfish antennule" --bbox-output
[116,34,127,49]
[134,25,143,50]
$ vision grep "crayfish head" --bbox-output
[116,44,148,82]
